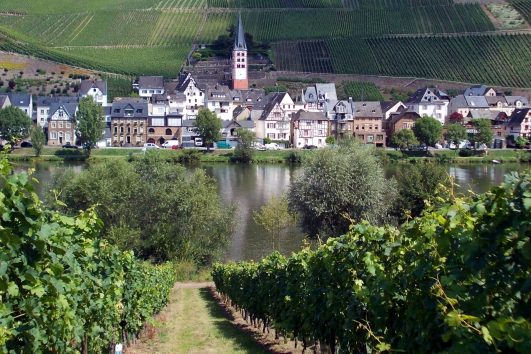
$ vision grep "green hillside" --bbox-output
[0,0,529,87]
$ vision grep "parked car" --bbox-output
[142,143,160,151]
[162,140,180,149]
[62,142,78,149]
[303,144,318,149]
[252,142,266,151]
[194,138,203,147]
[20,141,32,148]
[265,143,281,150]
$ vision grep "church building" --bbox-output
[232,14,248,90]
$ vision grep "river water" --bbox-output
[15,161,530,261]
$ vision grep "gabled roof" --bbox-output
[79,79,107,96]
[505,96,529,107]
[207,84,232,102]
[464,85,492,96]
[231,88,265,104]
[7,92,31,107]
[223,119,253,129]
[303,83,337,103]
[138,76,164,89]
[0,94,11,107]
[111,98,148,118]
[464,96,489,108]
[258,92,289,120]
[388,110,420,125]
[485,95,507,106]
[324,99,355,116]
[37,96,78,107]
[353,101,383,118]
[467,109,499,120]
[407,87,448,104]
[176,72,204,93]
[49,102,78,119]
[508,108,530,125]
[234,13,247,51]
[292,110,326,122]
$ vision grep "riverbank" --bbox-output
[6,147,531,164]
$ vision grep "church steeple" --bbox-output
[234,13,247,51]
[232,13,248,90]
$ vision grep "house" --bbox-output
[7,92,32,118]
[406,87,449,124]
[110,98,149,146]
[301,83,337,112]
[352,101,386,147]
[36,96,78,128]
[506,108,531,139]
[290,110,328,148]
[385,110,420,146]
[381,101,407,120]
[137,76,164,100]
[47,101,78,146]
[206,84,233,121]
[232,106,251,121]
[181,119,202,148]
[146,114,182,146]
[79,79,108,106]
[221,119,255,146]
[464,85,497,97]
[0,94,11,109]
[449,95,489,122]
[174,72,205,119]
[252,92,296,145]
[324,99,355,139]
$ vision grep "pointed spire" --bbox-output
[234,13,247,51]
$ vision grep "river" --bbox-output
[15,161,530,261]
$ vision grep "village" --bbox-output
[0,16,529,151]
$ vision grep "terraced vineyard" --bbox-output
[510,0,531,24]
[0,0,529,87]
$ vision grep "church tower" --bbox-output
[232,14,248,90]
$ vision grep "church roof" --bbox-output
[234,14,247,51]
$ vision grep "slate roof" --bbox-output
[0,94,10,107]
[138,76,164,89]
[36,96,78,107]
[79,79,107,96]
[508,108,530,125]
[231,88,265,104]
[407,87,448,104]
[7,92,31,107]
[257,92,288,120]
[303,83,337,103]
[505,96,529,107]
[353,101,383,118]
[324,99,356,117]
[234,14,247,51]
[464,85,492,96]
[485,96,507,106]
[223,119,254,129]
[388,110,420,125]
[49,102,78,119]
[111,98,148,118]
[291,110,326,122]
[464,96,489,108]
[467,109,499,120]
[207,84,232,103]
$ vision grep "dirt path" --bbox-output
[126,283,297,354]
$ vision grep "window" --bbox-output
[136,109,143,114]
[165,128,172,135]
[267,133,275,139]
[267,123,276,129]
[40,109,44,114]
[120,127,124,133]
[58,122,63,128]
[148,128,155,133]
[51,132,57,139]
[51,122,56,128]
[58,111,64,118]
[114,127,117,134]
[65,123,71,128]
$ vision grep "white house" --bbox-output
[301,83,337,112]
[290,110,328,148]
[407,87,449,124]
[252,92,297,145]
[36,96,79,128]
[136,76,164,100]
[506,108,531,139]
[79,79,108,106]
[7,92,32,118]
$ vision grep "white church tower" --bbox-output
[232,14,248,90]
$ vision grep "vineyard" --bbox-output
[0,154,176,352]
[510,0,531,24]
[213,173,531,353]
[342,81,384,101]
[0,0,528,87]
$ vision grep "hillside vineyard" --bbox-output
[0,0,530,86]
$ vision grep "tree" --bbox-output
[263,136,272,145]
[445,123,467,146]
[76,96,105,156]
[448,112,464,123]
[288,140,396,239]
[233,128,255,163]
[253,194,295,250]
[412,116,442,150]
[471,118,493,149]
[48,154,235,264]
[194,108,221,152]
[0,106,31,144]
[325,136,336,145]
[390,129,418,150]
[515,136,528,149]
[30,125,46,157]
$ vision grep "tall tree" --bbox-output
[30,125,46,157]
[194,108,221,152]
[391,129,418,151]
[0,106,31,144]
[445,123,467,146]
[471,118,493,149]
[233,128,255,163]
[77,96,104,156]
[288,140,396,239]
[412,116,442,150]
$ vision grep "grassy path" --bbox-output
[126,283,271,354]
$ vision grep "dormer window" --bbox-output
[124,109,134,116]
[136,109,143,113]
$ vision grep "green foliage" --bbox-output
[325,136,335,145]
[0,153,175,352]
[413,116,442,149]
[213,172,531,353]
[194,109,222,152]
[342,81,383,101]
[263,136,272,145]
[515,136,528,149]
[76,96,105,156]
[253,194,295,250]
[390,129,418,150]
[48,154,235,264]
[288,140,396,238]
[232,128,255,163]
[445,123,467,146]
[0,106,31,143]
[30,125,45,157]
[471,118,494,148]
